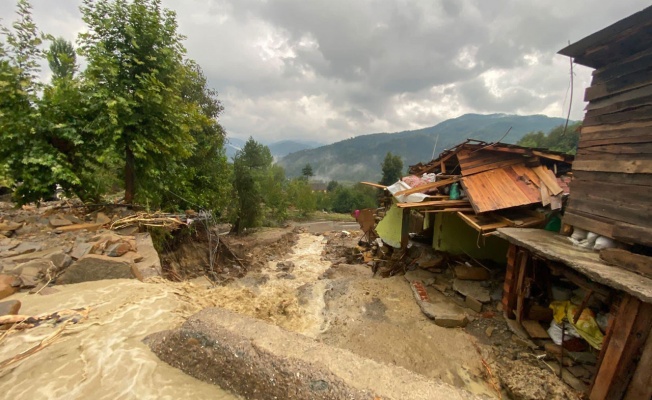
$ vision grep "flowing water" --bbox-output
[0,280,238,400]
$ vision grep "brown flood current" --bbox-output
[0,279,238,400]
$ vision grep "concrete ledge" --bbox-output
[145,308,478,400]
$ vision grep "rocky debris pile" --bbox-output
[0,203,161,308]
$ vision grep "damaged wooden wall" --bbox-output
[559,6,652,247]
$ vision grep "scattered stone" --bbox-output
[0,221,22,232]
[70,242,93,260]
[0,299,20,316]
[57,254,135,284]
[49,252,73,270]
[452,279,491,303]
[465,295,483,313]
[496,303,503,312]
[122,252,144,263]
[49,216,73,227]
[106,242,130,257]
[11,241,42,256]
[276,261,295,272]
[114,226,140,236]
[95,212,111,225]
[454,264,490,281]
[0,274,19,300]
[433,312,469,328]
[485,326,495,337]
[568,351,597,365]
[566,365,591,379]
[277,272,296,280]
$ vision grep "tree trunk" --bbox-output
[125,145,135,204]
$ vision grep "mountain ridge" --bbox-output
[277,113,573,182]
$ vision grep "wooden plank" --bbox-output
[585,69,652,102]
[502,244,519,319]
[613,223,652,247]
[600,248,652,279]
[590,295,641,400]
[502,166,542,202]
[580,134,652,149]
[531,150,568,162]
[532,166,563,195]
[461,158,524,176]
[572,170,652,187]
[515,250,529,323]
[569,197,652,228]
[396,200,470,208]
[511,164,541,188]
[540,184,551,206]
[608,301,652,399]
[571,179,651,206]
[360,181,387,189]
[423,208,474,213]
[580,119,652,134]
[53,223,103,233]
[400,208,410,249]
[573,159,652,174]
[521,320,550,339]
[563,210,615,238]
[624,327,652,400]
[592,47,652,82]
[583,105,652,126]
[578,142,652,154]
[393,177,460,197]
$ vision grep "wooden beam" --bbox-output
[393,177,460,197]
[600,248,652,279]
[400,208,410,249]
[573,290,594,324]
[613,223,652,247]
[360,181,387,189]
[532,166,563,195]
[574,159,652,174]
[532,150,569,162]
[396,200,470,208]
[423,208,474,213]
[590,295,652,400]
[515,250,529,323]
[624,327,652,400]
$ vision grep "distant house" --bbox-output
[310,182,327,193]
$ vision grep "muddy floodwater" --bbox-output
[0,280,238,400]
[0,231,502,399]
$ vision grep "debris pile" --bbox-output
[0,203,162,306]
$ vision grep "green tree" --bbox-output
[287,178,316,217]
[233,138,273,232]
[301,163,314,179]
[517,123,581,154]
[0,0,63,204]
[261,164,289,222]
[379,152,403,186]
[326,180,339,192]
[79,0,196,204]
[47,37,76,79]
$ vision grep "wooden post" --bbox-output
[590,294,652,399]
[400,208,410,249]
[515,250,529,323]
[502,244,519,319]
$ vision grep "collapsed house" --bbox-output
[362,6,652,400]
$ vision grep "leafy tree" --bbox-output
[79,0,197,204]
[287,178,315,217]
[47,37,76,79]
[379,152,403,186]
[517,123,581,154]
[0,0,63,204]
[326,180,339,192]
[331,184,377,213]
[261,164,289,222]
[301,163,314,179]
[144,61,230,211]
[233,138,273,232]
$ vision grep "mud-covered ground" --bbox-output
[168,223,579,399]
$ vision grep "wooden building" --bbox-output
[498,7,652,400]
[557,5,652,247]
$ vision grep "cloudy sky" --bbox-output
[1,1,649,144]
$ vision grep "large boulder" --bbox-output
[145,308,478,400]
[57,254,135,284]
